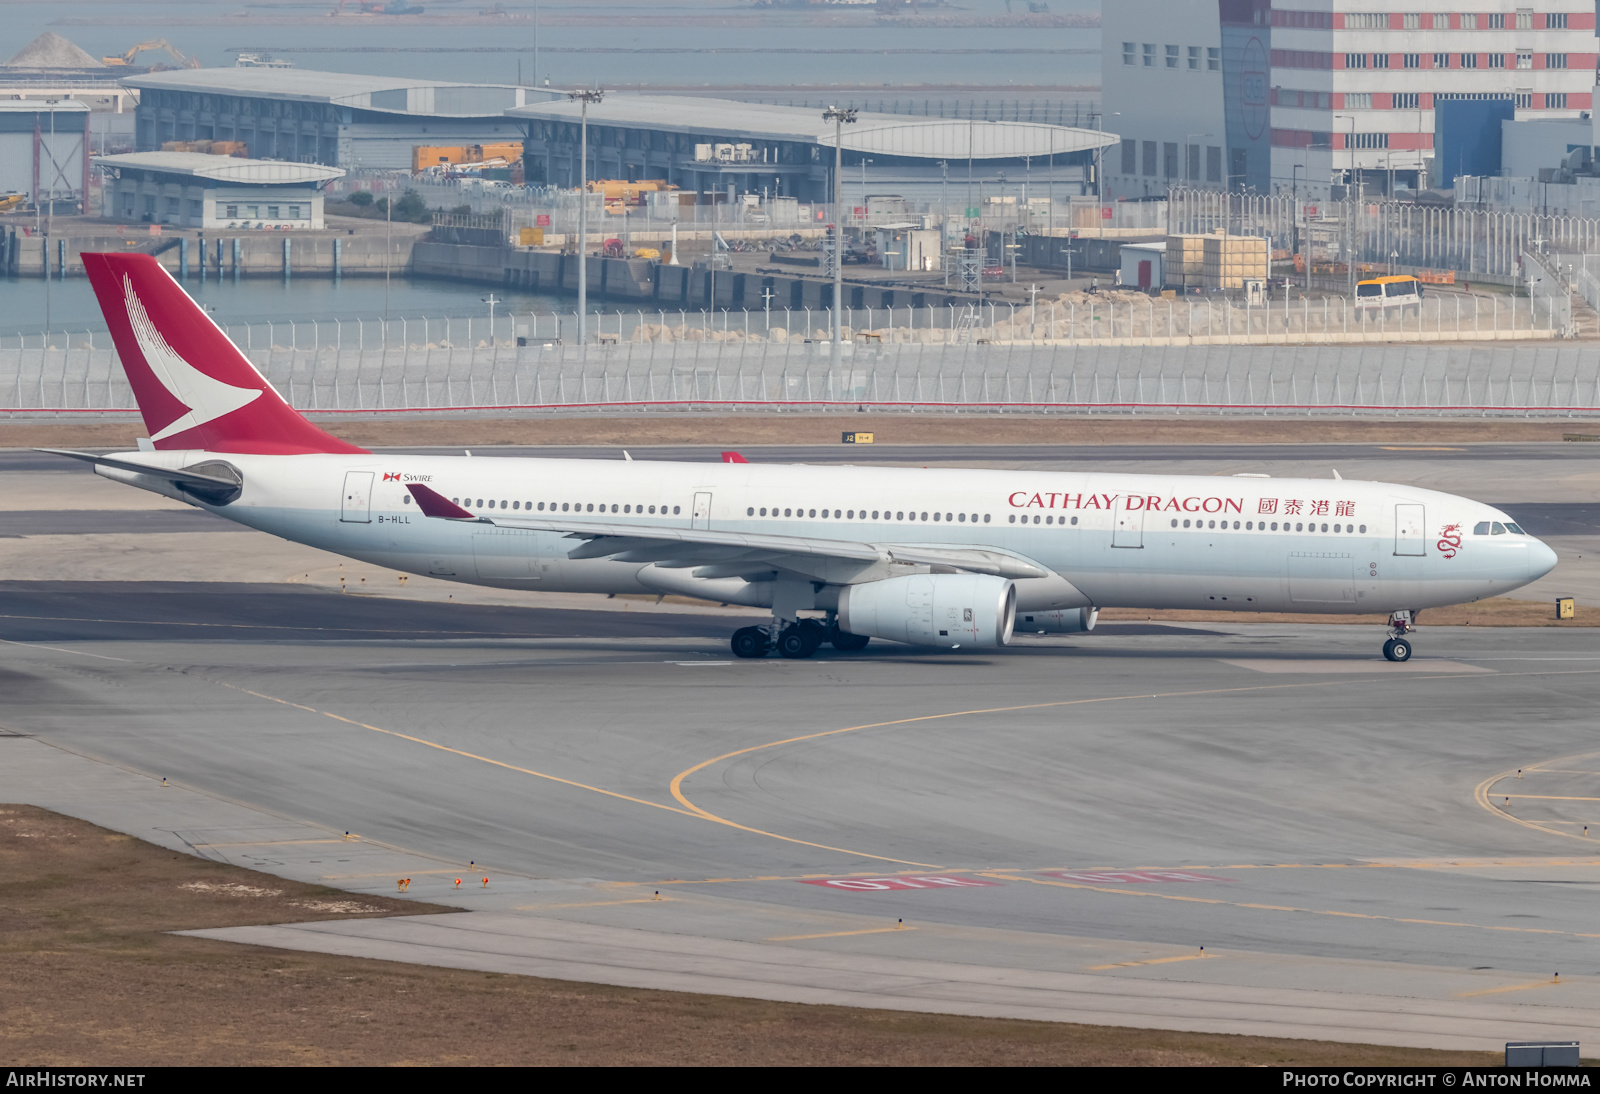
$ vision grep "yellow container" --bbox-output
[1558,597,1576,620]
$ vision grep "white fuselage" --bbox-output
[99,451,1558,617]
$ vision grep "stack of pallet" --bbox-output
[1201,232,1267,290]
[1164,234,1206,289]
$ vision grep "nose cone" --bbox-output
[1527,537,1559,583]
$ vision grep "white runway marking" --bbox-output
[1219,659,1495,674]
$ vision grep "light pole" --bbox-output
[823,105,857,365]
[1088,110,1118,201]
[570,87,603,346]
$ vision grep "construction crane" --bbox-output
[102,40,199,69]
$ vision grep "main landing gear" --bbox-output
[1382,610,1415,663]
[730,618,870,659]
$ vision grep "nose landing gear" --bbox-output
[1382,610,1416,663]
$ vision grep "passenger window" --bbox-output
[673,506,680,514]
[747,507,754,516]
[760,507,767,516]
[959,513,967,522]
[1008,514,1016,524]
[809,509,816,518]
[1033,515,1041,524]
[537,502,544,510]
[945,513,952,522]
[1491,522,1506,535]
[872,510,880,519]
[623,505,630,513]
[512,501,519,510]
[1183,519,1190,528]
[1070,516,1077,526]
[1045,515,1052,525]
[935,513,943,522]
[1296,522,1303,531]
[1320,523,1328,532]
[1333,523,1340,532]
[587,504,595,512]
[784,508,792,517]
[1171,519,1178,528]
[1359,524,1366,533]
[561,503,569,511]
[649,505,657,514]
[1233,521,1240,530]
[921,512,929,521]
[898,512,905,520]
[403,495,411,505]
[984,514,991,523]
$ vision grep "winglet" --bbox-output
[721,451,749,464]
[407,483,477,519]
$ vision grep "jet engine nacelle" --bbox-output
[1017,607,1099,634]
[838,573,1016,648]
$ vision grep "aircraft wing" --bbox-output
[407,483,1046,581]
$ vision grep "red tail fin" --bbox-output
[721,451,749,464]
[82,253,366,455]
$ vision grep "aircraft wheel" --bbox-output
[1383,637,1412,663]
[830,629,870,651]
[731,626,771,659]
[776,624,819,659]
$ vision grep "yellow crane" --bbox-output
[102,40,200,69]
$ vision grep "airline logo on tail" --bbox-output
[122,273,262,442]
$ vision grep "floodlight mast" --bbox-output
[570,88,604,346]
[823,106,857,368]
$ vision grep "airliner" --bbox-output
[55,253,1556,663]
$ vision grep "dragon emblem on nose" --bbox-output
[1437,523,1463,559]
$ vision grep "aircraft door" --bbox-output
[1394,503,1426,556]
[1111,497,1144,548]
[340,471,374,523]
[692,491,712,530]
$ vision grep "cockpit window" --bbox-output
[1491,522,1506,535]
[1505,522,1525,535]
[1473,522,1490,535]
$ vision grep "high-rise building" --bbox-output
[1103,2,1598,200]
[1271,2,1595,197]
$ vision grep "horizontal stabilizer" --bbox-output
[40,449,241,495]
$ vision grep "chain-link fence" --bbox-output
[1169,188,1600,283]
[5,339,1599,418]
[7,295,1559,361]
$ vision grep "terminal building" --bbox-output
[96,151,344,230]
[122,68,560,169]
[506,96,1117,205]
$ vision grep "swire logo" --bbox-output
[382,472,402,481]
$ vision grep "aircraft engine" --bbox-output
[1016,607,1099,634]
[837,573,1016,648]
